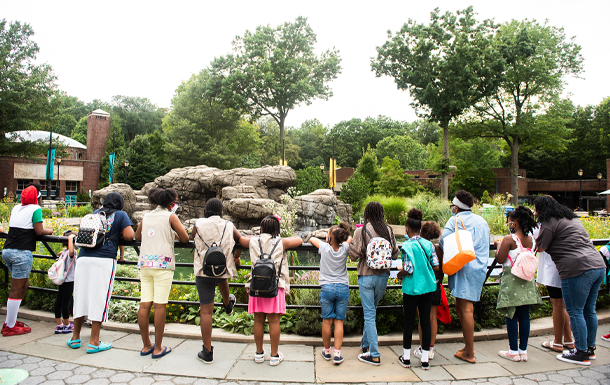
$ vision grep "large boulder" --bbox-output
[91,183,137,219]
[224,198,275,220]
[294,189,353,233]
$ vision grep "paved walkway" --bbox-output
[1,317,609,385]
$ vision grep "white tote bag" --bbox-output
[443,216,476,275]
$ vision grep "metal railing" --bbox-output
[1,234,608,319]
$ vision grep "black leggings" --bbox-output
[403,292,433,350]
[54,282,74,320]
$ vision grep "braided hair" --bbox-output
[260,215,281,237]
[533,196,576,224]
[507,206,537,236]
[204,198,223,218]
[363,201,392,242]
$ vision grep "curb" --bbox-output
[3,306,609,346]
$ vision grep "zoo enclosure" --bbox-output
[1,234,609,320]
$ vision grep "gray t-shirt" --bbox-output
[536,217,605,280]
[318,241,350,286]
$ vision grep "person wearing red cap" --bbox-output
[2,184,53,336]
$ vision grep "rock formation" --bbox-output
[93,165,352,235]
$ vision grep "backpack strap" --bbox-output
[194,220,229,258]
[414,238,432,264]
[258,235,280,259]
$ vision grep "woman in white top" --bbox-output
[534,225,574,352]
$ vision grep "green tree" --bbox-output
[125,135,167,190]
[356,146,381,195]
[340,173,370,212]
[70,116,88,145]
[371,7,504,199]
[99,116,126,189]
[410,120,441,146]
[374,157,421,197]
[163,70,260,169]
[294,167,328,195]
[111,95,165,141]
[374,135,428,170]
[454,20,583,204]
[290,119,328,169]
[47,92,89,137]
[0,19,57,155]
[258,117,300,167]
[211,17,341,161]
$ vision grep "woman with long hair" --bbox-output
[349,201,399,366]
[534,196,606,366]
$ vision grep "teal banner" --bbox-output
[46,149,55,180]
[108,153,115,183]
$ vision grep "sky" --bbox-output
[4,0,610,129]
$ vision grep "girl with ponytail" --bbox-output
[396,209,439,370]
[309,221,353,364]
[135,188,190,358]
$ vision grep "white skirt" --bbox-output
[73,257,117,322]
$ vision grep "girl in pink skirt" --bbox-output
[241,215,302,366]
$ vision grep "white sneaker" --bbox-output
[413,346,434,360]
[270,352,284,366]
[254,350,265,364]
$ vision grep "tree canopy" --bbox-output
[371,7,504,199]
[374,135,428,170]
[211,17,341,162]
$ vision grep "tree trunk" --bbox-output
[510,136,520,206]
[441,122,449,200]
[279,114,285,165]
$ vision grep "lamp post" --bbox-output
[578,168,583,210]
[598,173,603,209]
[320,163,325,175]
[56,157,62,200]
[124,160,130,185]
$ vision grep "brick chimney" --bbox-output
[86,109,110,163]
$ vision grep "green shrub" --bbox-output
[405,192,452,225]
[361,195,407,225]
[67,204,93,218]
[340,173,370,213]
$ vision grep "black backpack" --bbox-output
[250,236,283,298]
[196,221,228,277]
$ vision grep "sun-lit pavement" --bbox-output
[1,318,609,385]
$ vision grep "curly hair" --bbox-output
[420,221,441,241]
[329,222,350,244]
[406,208,423,231]
[149,188,178,210]
[363,201,392,242]
[533,196,576,224]
[508,206,537,236]
[204,198,223,218]
[260,215,280,237]
[455,190,474,209]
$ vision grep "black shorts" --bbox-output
[547,285,562,299]
[431,281,442,306]
[195,276,227,305]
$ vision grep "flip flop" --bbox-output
[87,341,112,353]
[140,344,155,356]
[67,338,81,349]
[152,346,172,359]
[454,350,476,363]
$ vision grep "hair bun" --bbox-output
[407,208,423,221]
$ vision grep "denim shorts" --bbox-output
[320,283,349,320]
[2,249,33,279]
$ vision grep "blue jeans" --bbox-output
[358,273,389,358]
[320,283,349,320]
[506,305,529,351]
[561,268,605,351]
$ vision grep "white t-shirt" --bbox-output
[533,226,562,288]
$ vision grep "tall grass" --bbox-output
[361,194,407,225]
[361,192,451,225]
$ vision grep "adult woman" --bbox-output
[135,188,189,359]
[2,184,52,336]
[439,190,490,363]
[534,196,606,366]
[349,201,399,366]
[67,192,134,353]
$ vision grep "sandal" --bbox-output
[563,341,575,350]
[86,341,112,353]
[454,350,476,363]
[140,344,155,356]
[541,341,564,353]
[152,346,172,359]
[270,351,284,366]
[67,338,81,349]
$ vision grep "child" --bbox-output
[191,198,246,364]
[54,231,78,333]
[309,222,353,365]
[396,209,439,370]
[493,206,542,362]
[240,215,302,366]
[135,188,190,359]
[414,221,443,361]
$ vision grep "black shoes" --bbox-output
[225,294,236,315]
[398,355,410,368]
[587,345,596,360]
[556,349,591,366]
[198,345,213,364]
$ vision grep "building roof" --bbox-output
[6,130,87,150]
[90,109,110,117]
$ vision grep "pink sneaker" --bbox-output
[55,324,65,334]
[63,322,74,333]
[498,350,521,362]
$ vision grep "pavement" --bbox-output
[1,310,610,385]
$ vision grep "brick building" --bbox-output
[0,109,110,203]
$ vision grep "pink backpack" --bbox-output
[48,250,76,285]
[508,235,538,281]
